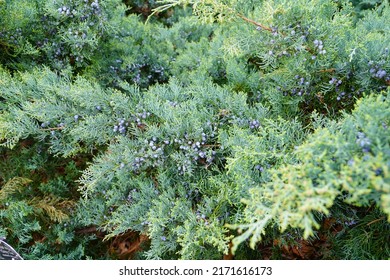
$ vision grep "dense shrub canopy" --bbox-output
[0,0,389,259]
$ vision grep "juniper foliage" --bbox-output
[0,0,389,259]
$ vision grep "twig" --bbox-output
[76,226,98,234]
[366,216,385,226]
[237,14,273,32]
[319,68,336,73]
[40,126,65,131]
[202,144,220,148]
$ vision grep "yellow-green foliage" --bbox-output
[232,93,389,252]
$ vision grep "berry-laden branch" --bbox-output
[237,12,321,59]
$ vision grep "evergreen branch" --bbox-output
[40,127,65,131]
[30,196,75,223]
[0,177,32,201]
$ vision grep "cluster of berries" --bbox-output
[369,61,388,80]
[356,132,371,153]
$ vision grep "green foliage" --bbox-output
[0,142,106,259]
[0,0,125,71]
[0,0,389,259]
[230,92,390,252]
[335,208,390,260]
